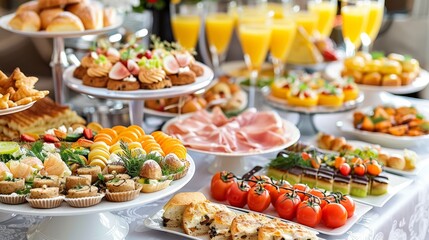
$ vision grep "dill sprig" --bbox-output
[119,141,145,178]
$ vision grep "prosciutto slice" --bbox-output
[166,107,290,153]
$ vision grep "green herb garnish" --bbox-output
[371,51,385,60]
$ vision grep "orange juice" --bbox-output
[270,20,296,61]
[365,2,384,41]
[267,2,288,19]
[341,5,369,47]
[171,15,201,49]
[238,24,271,69]
[293,12,318,36]
[309,2,337,37]
[205,13,235,54]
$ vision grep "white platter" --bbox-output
[220,61,274,78]
[309,139,428,177]
[64,63,214,100]
[325,61,429,94]
[337,106,429,149]
[0,13,123,38]
[145,205,323,239]
[0,101,35,116]
[0,155,195,216]
[262,87,364,115]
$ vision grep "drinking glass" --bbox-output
[361,0,385,52]
[291,0,319,37]
[340,0,370,56]
[170,0,203,50]
[203,0,237,76]
[308,0,337,38]
[270,19,296,79]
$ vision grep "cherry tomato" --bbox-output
[247,184,271,212]
[322,203,348,228]
[305,188,327,209]
[210,171,234,201]
[367,160,382,176]
[227,181,250,208]
[351,157,363,165]
[339,163,351,176]
[293,183,310,201]
[334,156,346,169]
[353,164,366,176]
[296,200,322,227]
[248,175,271,188]
[301,152,312,161]
[340,195,355,218]
[270,180,293,205]
[276,192,301,220]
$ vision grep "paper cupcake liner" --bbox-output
[26,195,64,209]
[0,194,27,205]
[105,184,142,202]
[65,193,105,208]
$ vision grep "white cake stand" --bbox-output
[162,117,300,175]
[0,155,195,240]
[0,13,124,104]
[325,61,429,105]
[63,63,214,127]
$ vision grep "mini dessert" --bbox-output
[162,192,207,228]
[300,167,317,188]
[107,164,126,174]
[270,76,296,100]
[137,160,172,193]
[138,66,170,90]
[0,178,25,195]
[27,185,63,209]
[76,166,101,183]
[318,84,345,107]
[162,53,197,86]
[82,54,112,88]
[333,174,351,195]
[103,173,130,182]
[342,79,360,102]
[316,169,334,191]
[105,179,142,202]
[370,175,389,195]
[350,175,369,198]
[33,175,60,188]
[108,60,141,90]
[65,185,104,208]
[65,175,91,190]
[381,74,401,86]
[189,63,204,77]
[288,83,318,107]
[67,185,98,198]
[286,167,302,185]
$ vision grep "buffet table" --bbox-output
[1,92,429,240]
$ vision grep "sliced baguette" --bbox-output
[182,201,230,236]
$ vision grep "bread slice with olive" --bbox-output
[162,192,207,228]
[182,201,230,236]
[230,213,271,240]
[258,219,318,240]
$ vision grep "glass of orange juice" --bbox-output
[203,0,237,76]
[270,19,296,79]
[308,0,337,38]
[361,0,384,52]
[170,0,203,50]
[290,0,319,37]
[340,0,370,56]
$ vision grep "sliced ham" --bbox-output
[166,107,290,153]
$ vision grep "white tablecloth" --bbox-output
[1,92,429,240]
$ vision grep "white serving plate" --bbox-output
[0,13,123,38]
[0,155,195,216]
[337,106,429,149]
[0,101,35,116]
[220,61,273,78]
[325,61,429,94]
[309,139,428,177]
[64,63,214,100]
[262,87,364,115]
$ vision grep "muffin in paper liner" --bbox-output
[65,193,105,208]
[105,184,142,202]
[26,195,65,209]
[0,193,27,205]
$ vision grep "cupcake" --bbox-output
[82,54,112,88]
[105,179,142,202]
[107,60,141,91]
[0,178,27,204]
[65,185,104,208]
[26,185,64,209]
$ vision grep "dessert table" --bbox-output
[1,92,429,240]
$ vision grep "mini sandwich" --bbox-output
[230,213,271,240]
[182,201,230,236]
[162,192,207,228]
[209,210,237,240]
[258,219,318,240]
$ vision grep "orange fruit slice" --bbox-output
[98,128,118,139]
[93,136,113,145]
[128,142,142,149]
[87,122,103,132]
[128,125,145,136]
[112,125,127,134]
[119,130,139,142]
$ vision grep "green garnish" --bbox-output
[117,141,145,178]
[420,122,429,131]
[95,54,108,65]
[371,116,387,124]
[404,55,413,61]
[268,152,312,170]
[371,51,385,60]
[28,141,45,162]
[416,113,425,120]
[60,147,87,167]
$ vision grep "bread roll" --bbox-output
[66,2,103,30]
[362,72,382,86]
[103,7,117,27]
[40,8,63,30]
[387,154,405,170]
[9,11,41,32]
[162,192,207,227]
[16,1,40,13]
[46,12,84,32]
[382,74,401,86]
[38,0,68,9]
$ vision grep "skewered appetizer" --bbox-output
[342,52,420,86]
[8,0,117,32]
[0,124,191,208]
[353,106,429,136]
[73,37,204,91]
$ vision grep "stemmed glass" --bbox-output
[291,0,319,37]
[202,0,237,76]
[340,0,370,56]
[361,0,385,52]
[237,0,271,108]
[308,0,337,38]
[170,0,203,50]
